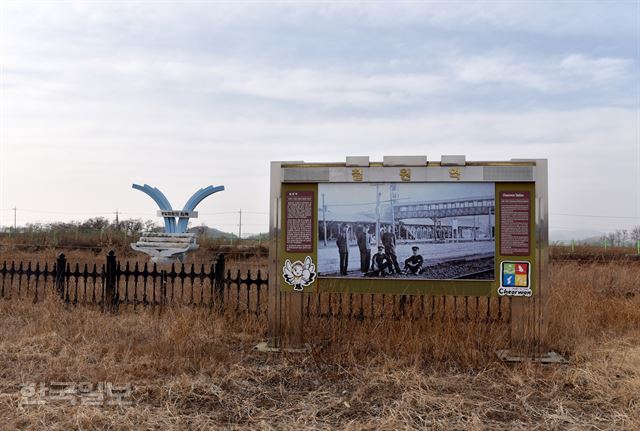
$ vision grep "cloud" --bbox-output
[456,53,632,93]
[2,2,636,117]
[4,48,633,117]
[559,54,633,84]
[0,1,638,233]
[457,55,552,91]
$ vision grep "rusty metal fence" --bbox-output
[0,251,269,316]
[299,292,510,323]
[0,251,510,324]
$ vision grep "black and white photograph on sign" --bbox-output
[317,183,495,280]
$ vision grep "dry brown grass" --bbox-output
[0,249,638,429]
[0,243,268,271]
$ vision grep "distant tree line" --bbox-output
[0,217,165,248]
[20,217,162,236]
[599,226,640,247]
[0,217,268,249]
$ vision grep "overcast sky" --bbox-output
[1,1,638,238]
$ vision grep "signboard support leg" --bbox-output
[259,161,309,353]
[267,280,282,348]
[285,292,305,348]
[498,159,565,364]
[267,162,283,349]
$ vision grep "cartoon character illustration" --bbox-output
[283,256,317,291]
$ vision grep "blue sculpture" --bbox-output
[132,184,225,233]
[131,184,224,264]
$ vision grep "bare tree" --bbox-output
[613,230,622,246]
[144,219,161,232]
[120,218,145,236]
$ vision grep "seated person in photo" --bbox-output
[366,246,392,277]
[403,246,424,275]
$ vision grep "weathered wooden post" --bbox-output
[265,161,312,350]
[55,253,66,301]
[502,159,560,362]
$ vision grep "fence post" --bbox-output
[104,250,118,313]
[214,253,225,312]
[161,270,167,308]
[55,253,66,301]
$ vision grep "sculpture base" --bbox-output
[131,232,199,264]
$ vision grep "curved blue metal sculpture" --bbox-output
[132,184,175,232]
[177,185,225,233]
[132,183,225,233]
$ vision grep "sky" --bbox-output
[1,1,639,239]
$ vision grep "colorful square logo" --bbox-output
[515,274,528,287]
[499,261,532,296]
[502,273,516,287]
[503,263,516,275]
[515,263,528,275]
[500,261,530,288]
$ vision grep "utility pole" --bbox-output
[389,184,396,238]
[473,215,477,241]
[322,193,327,246]
[13,207,16,233]
[375,184,381,247]
[487,206,491,239]
[238,208,242,242]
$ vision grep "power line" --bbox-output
[199,210,267,215]
[551,212,640,220]
[214,222,265,226]
[4,206,638,222]
[12,208,114,215]
[199,211,239,215]
[0,208,267,216]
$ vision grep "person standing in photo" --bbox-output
[381,226,402,274]
[336,224,349,276]
[356,225,371,273]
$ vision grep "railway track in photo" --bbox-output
[421,254,495,280]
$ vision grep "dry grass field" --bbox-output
[0,246,638,430]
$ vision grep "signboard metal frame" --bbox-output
[267,158,548,349]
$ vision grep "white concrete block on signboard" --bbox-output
[382,156,427,166]
[441,155,466,166]
[345,156,370,166]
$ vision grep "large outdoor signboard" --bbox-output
[270,157,547,298]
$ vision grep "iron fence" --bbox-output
[0,251,510,324]
[0,251,269,316]
[299,291,510,324]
